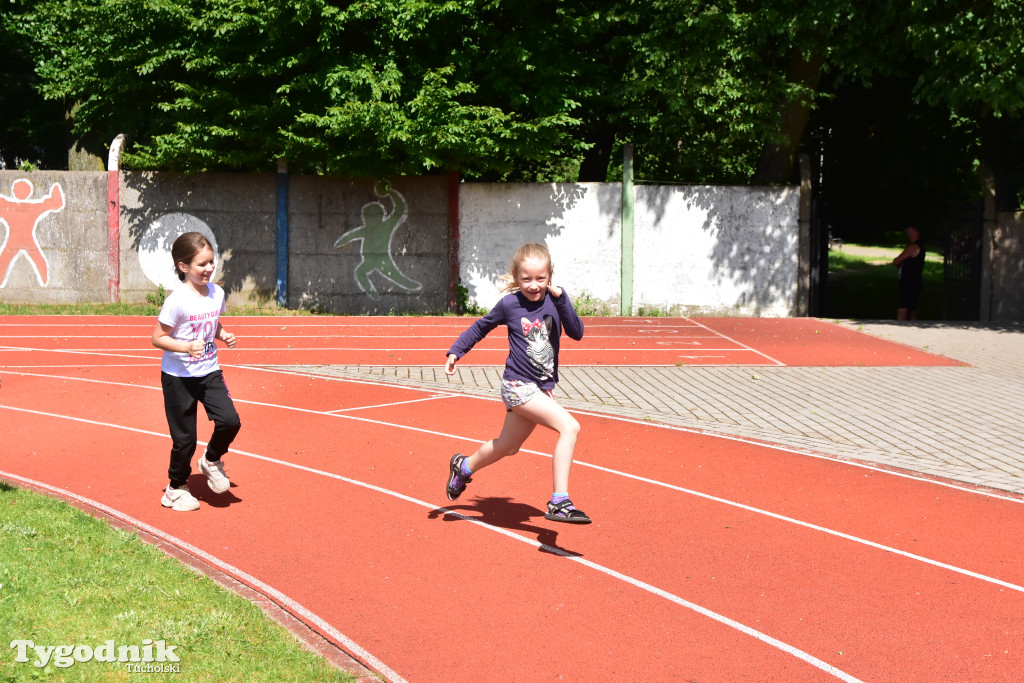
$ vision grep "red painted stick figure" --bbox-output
[0,178,65,287]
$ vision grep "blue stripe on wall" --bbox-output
[275,170,289,306]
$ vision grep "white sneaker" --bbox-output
[199,455,230,493]
[161,485,200,511]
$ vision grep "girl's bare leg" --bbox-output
[510,392,580,493]
[465,410,537,472]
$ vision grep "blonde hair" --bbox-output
[498,242,553,293]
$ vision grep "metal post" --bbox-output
[447,169,460,312]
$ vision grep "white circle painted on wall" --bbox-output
[138,213,220,291]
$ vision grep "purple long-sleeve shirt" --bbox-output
[447,290,584,391]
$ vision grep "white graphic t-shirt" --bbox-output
[158,284,227,377]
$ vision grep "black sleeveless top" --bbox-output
[900,240,925,282]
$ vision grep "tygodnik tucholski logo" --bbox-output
[9,638,181,672]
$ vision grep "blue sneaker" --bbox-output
[446,453,471,501]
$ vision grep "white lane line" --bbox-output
[0,469,406,683]
[0,364,152,369]
[2,346,754,353]
[0,333,717,340]
[5,363,1022,509]
[0,406,861,682]
[0,319,702,330]
[3,367,1022,591]
[686,317,786,366]
[326,395,453,413]
[0,345,160,361]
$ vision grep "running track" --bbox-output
[2,316,1020,682]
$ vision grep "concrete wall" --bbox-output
[286,175,449,314]
[2,169,801,317]
[458,182,800,316]
[459,183,622,311]
[633,185,799,316]
[119,171,277,306]
[0,170,108,303]
[118,173,448,313]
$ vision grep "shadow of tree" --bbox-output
[121,171,278,305]
[634,184,799,316]
[844,319,1024,334]
[427,496,581,558]
[458,182,622,308]
[120,171,802,316]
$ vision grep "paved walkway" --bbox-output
[278,320,1024,497]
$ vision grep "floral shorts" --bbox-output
[500,379,553,412]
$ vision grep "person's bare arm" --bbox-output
[151,320,204,357]
[892,243,921,266]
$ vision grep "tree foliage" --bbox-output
[8,0,1024,195]
[21,0,589,176]
[0,0,66,169]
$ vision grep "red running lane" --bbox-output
[0,315,962,367]
[1,364,1020,682]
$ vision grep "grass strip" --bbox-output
[826,243,944,320]
[0,481,355,682]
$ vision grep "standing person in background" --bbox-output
[151,232,241,511]
[893,226,926,321]
[443,241,591,523]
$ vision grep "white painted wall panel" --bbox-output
[460,183,621,311]
[461,182,799,316]
[633,185,799,316]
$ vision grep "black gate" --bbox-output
[809,197,828,317]
[941,204,983,320]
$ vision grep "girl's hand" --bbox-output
[444,354,458,375]
[548,284,562,298]
[219,330,237,349]
[186,339,205,358]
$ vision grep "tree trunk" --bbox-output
[578,128,615,182]
[754,45,827,185]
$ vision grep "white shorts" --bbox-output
[500,379,553,412]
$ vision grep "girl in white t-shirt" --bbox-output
[151,232,241,511]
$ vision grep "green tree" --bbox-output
[11,0,1024,194]
[0,0,67,169]
[22,0,589,176]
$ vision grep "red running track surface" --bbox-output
[1,316,1018,682]
[0,315,963,368]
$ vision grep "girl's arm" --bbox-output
[444,299,505,372]
[151,321,204,358]
[216,323,237,348]
[550,288,584,341]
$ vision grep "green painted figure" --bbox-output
[334,184,422,296]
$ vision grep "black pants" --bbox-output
[162,370,241,488]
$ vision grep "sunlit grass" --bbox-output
[826,243,943,320]
[0,482,355,682]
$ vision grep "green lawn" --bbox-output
[0,482,356,682]
[825,244,944,320]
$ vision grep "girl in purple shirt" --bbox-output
[444,242,590,523]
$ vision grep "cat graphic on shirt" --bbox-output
[521,316,554,379]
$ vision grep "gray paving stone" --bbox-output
[271,320,1024,497]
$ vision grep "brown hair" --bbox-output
[171,232,213,281]
[498,241,553,293]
